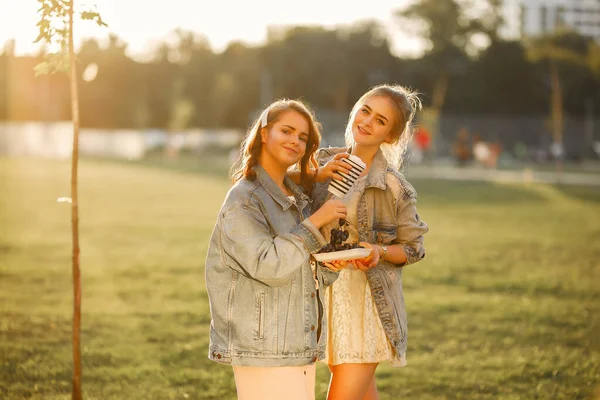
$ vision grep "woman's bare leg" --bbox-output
[234,364,316,400]
[327,363,378,400]
[363,374,379,400]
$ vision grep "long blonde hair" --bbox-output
[344,84,422,170]
[230,99,322,194]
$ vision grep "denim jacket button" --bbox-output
[311,292,315,298]
[310,325,315,331]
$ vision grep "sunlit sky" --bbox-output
[0,0,427,59]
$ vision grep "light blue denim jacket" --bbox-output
[312,147,429,359]
[204,165,338,367]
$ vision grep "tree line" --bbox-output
[1,0,599,131]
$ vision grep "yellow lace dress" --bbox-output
[321,176,406,367]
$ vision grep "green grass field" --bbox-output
[1,156,599,400]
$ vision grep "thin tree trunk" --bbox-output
[549,61,563,181]
[67,1,83,399]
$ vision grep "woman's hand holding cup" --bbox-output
[315,153,351,183]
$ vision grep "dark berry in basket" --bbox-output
[317,219,364,253]
[319,243,335,253]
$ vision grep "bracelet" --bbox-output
[380,245,388,260]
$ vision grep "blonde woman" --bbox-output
[311,84,430,400]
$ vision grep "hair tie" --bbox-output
[260,108,269,128]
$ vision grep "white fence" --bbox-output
[0,122,244,160]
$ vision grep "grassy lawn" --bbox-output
[1,155,599,400]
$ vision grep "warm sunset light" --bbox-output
[3,1,600,399]
[0,0,424,58]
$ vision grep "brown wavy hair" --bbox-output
[344,84,422,170]
[230,99,322,195]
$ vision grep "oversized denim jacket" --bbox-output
[312,147,429,359]
[205,165,338,367]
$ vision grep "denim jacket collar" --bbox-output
[362,148,389,191]
[254,164,309,211]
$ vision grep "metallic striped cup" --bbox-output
[327,154,366,198]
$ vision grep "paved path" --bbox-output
[404,165,600,186]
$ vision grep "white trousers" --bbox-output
[233,364,316,400]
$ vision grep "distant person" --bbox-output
[204,99,347,400]
[452,127,471,167]
[472,134,490,168]
[473,134,502,169]
[414,125,432,161]
[488,141,502,168]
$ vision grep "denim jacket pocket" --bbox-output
[371,223,397,244]
[255,292,266,340]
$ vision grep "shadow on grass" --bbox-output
[553,183,600,203]
[83,152,231,181]
[0,313,73,398]
[417,273,600,301]
[395,178,548,206]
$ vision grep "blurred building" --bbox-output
[504,0,600,41]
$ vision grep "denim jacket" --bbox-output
[205,165,338,367]
[312,147,429,359]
